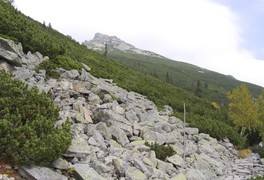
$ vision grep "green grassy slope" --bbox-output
[97,48,263,104]
[0,1,248,147]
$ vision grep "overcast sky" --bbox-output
[14,0,264,87]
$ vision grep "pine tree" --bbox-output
[0,71,72,165]
[195,80,202,97]
[257,91,264,139]
[103,43,108,57]
[227,84,259,136]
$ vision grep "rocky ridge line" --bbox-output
[1,37,264,180]
[83,33,166,59]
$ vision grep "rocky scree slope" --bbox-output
[83,33,165,58]
[1,37,264,180]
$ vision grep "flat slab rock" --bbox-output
[72,164,105,180]
[19,165,67,180]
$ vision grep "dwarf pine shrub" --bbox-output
[145,142,176,161]
[0,71,72,165]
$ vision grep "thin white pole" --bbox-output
[183,103,186,160]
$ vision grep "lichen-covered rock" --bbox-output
[19,166,67,180]
[125,167,147,180]
[65,137,90,157]
[72,164,105,180]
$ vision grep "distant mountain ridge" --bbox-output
[83,33,165,58]
[83,33,263,103]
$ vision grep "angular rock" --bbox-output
[109,126,130,146]
[62,70,79,79]
[159,105,173,116]
[198,139,216,155]
[167,154,186,168]
[125,109,140,123]
[80,68,94,81]
[14,67,31,80]
[185,127,199,135]
[185,168,207,180]
[133,157,151,177]
[143,131,166,145]
[170,173,186,180]
[58,80,73,91]
[19,166,67,180]
[72,164,105,180]
[113,158,126,177]
[0,59,13,71]
[75,113,88,124]
[132,121,141,136]
[81,63,91,72]
[156,159,176,175]
[52,158,70,170]
[88,93,102,105]
[192,154,217,179]
[147,150,157,168]
[94,110,133,136]
[92,130,107,149]
[96,122,111,140]
[112,100,125,114]
[83,107,93,123]
[73,101,83,113]
[91,160,112,173]
[0,37,22,66]
[125,167,147,180]
[65,137,90,157]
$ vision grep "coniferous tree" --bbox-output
[103,43,108,57]
[0,71,72,165]
[195,80,202,97]
[257,91,264,139]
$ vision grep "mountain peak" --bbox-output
[83,33,165,58]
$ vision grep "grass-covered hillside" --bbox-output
[89,45,263,105]
[0,1,259,148]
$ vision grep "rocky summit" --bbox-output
[1,37,264,180]
[83,33,165,58]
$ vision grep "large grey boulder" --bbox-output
[14,67,31,80]
[132,157,152,177]
[143,131,166,145]
[0,37,23,66]
[96,122,111,140]
[113,158,126,177]
[109,126,130,146]
[72,164,105,180]
[192,154,217,179]
[62,70,79,79]
[90,160,113,174]
[81,63,91,72]
[65,137,91,157]
[94,109,133,136]
[185,168,207,180]
[19,166,67,180]
[125,109,140,123]
[0,59,13,71]
[52,158,70,170]
[167,154,186,168]
[125,167,147,180]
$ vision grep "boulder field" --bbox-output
[1,37,264,180]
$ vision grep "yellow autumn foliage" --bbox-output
[227,84,259,136]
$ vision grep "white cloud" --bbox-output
[14,0,264,87]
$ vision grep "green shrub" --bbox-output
[248,176,264,180]
[54,55,82,71]
[0,71,72,165]
[36,55,81,79]
[145,142,176,161]
[252,146,264,158]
